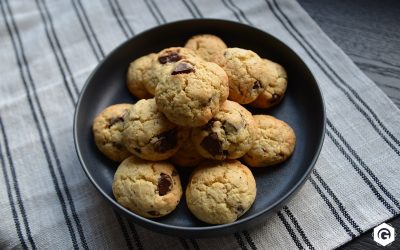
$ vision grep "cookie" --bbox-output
[250,59,288,108]
[191,100,255,160]
[170,135,204,167]
[221,48,268,104]
[143,47,199,95]
[155,58,229,127]
[126,53,156,99]
[184,34,227,66]
[243,115,296,167]
[186,160,256,224]
[92,104,132,162]
[112,155,182,218]
[122,98,189,161]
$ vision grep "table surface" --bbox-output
[298,0,400,249]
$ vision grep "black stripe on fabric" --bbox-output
[282,207,315,250]
[226,0,253,25]
[115,213,134,250]
[1,1,79,249]
[234,233,248,250]
[181,0,198,18]
[40,0,80,97]
[307,178,356,239]
[0,118,29,250]
[189,239,200,250]
[277,211,304,250]
[187,0,203,18]
[312,169,363,234]
[76,0,105,57]
[327,120,400,210]
[242,231,257,250]
[221,0,242,22]
[143,0,161,25]
[70,0,101,61]
[326,128,397,215]
[179,238,191,250]
[33,0,77,105]
[126,221,144,250]
[145,0,166,24]
[113,0,135,36]
[107,0,129,38]
[269,0,400,154]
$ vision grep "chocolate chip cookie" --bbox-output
[243,115,296,167]
[191,100,255,160]
[92,103,133,161]
[112,155,182,218]
[221,48,268,104]
[170,135,204,167]
[126,53,156,99]
[186,160,256,224]
[122,98,189,161]
[250,59,288,108]
[155,58,229,127]
[184,34,227,66]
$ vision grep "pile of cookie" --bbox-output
[92,34,296,225]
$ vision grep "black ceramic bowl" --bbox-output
[74,19,325,238]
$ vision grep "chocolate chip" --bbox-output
[271,93,280,103]
[253,80,262,89]
[223,150,229,156]
[158,52,181,64]
[202,119,215,131]
[108,116,124,128]
[171,62,195,75]
[171,170,178,176]
[147,210,160,216]
[200,132,222,156]
[236,205,245,214]
[134,148,141,153]
[113,142,124,150]
[154,128,178,153]
[157,173,172,196]
[222,122,238,133]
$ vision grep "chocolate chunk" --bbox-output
[158,52,181,64]
[223,150,229,156]
[157,173,172,196]
[147,210,160,216]
[202,119,215,131]
[171,170,178,176]
[113,142,124,150]
[271,93,280,103]
[222,122,238,133]
[108,116,124,128]
[154,128,178,153]
[236,205,245,214]
[134,148,141,153]
[200,132,223,156]
[253,80,262,89]
[171,62,195,75]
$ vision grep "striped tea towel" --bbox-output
[1,0,400,249]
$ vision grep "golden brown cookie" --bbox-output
[191,100,255,160]
[186,160,256,224]
[155,58,229,127]
[170,135,204,167]
[184,34,227,66]
[126,53,156,99]
[112,156,182,218]
[250,59,288,108]
[122,99,189,161]
[92,104,133,161]
[243,115,296,167]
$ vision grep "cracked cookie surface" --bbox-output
[250,59,288,109]
[122,98,188,161]
[112,155,182,218]
[92,103,133,161]
[155,58,229,127]
[186,160,256,224]
[221,48,268,104]
[191,100,255,160]
[243,115,296,167]
[126,53,156,99]
[184,34,227,66]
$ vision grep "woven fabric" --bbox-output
[1,0,399,249]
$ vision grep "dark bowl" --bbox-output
[74,19,325,238]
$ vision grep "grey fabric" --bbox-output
[0,0,399,249]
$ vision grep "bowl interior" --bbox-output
[74,19,325,234]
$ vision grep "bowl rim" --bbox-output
[73,18,326,233]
